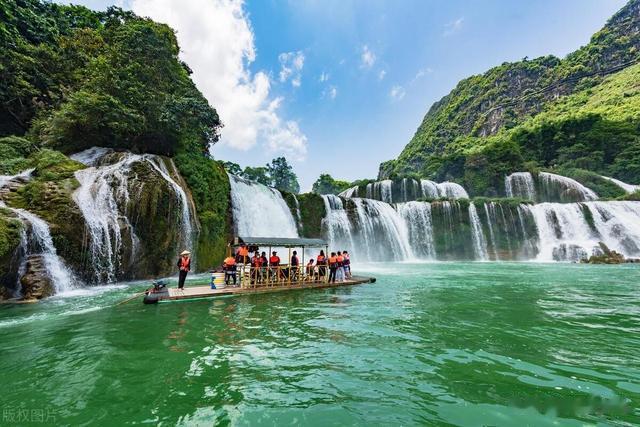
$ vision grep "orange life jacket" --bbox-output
[238,247,249,257]
[328,256,337,265]
[224,256,236,266]
[269,256,280,265]
[180,257,190,270]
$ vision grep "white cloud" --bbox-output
[443,17,464,36]
[279,50,305,87]
[389,85,405,101]
[378,70,386,80]
[321,85,338,100]
[360,45,376,68]
[328,86,337,100]
[319,71,329,82]
[131,0,307,158]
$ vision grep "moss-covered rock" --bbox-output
[0,210,24,298]
[297,193,326,238]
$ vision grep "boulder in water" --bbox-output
[582,242,625,264]
[20,255,55,300]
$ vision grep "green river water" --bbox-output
[0,262,639,426]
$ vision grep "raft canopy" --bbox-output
[234,236,327,248]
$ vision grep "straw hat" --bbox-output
[180,250,191,256]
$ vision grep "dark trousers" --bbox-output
[225,271,237,285]
[178,270,188,289]
[328,267,337,283]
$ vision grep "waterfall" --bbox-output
[538,172,598,202]
[228,174,298,238]
[0,170,74,294]
[396,201,436,259]
[321,195,354,254]
[420,179,440,199]
[420,179,469,199]
[505,172,536,200]
[338,186,358,198]
[351,198,414,261]
[73,150,196,282]
[292,194,303,232]
[469,203,489,260]
[10,208,76,293]
[70,147,112,166]
[145,156,195,253]
[600,176,640,194]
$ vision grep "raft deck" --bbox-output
[150,275,375,303]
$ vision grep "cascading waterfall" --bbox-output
[396,201,436,259]
[317,196,640,263]
[321,195,354,253]
[505,172,536,200]
[10,208,76,293]
[468,203,489,260]
[365,180,394,203]
[338,186,358,198]
[73,150,196,282]
[228,174,298,237]
[538,172,598,202]
[0,170,75,294]
[600,176,640,194]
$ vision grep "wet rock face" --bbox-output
[20,255,54,300]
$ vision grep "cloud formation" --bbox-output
[131,0,307,158]
[378,70,386,80]
[389,85,406,101]
[360,45,376,68]
[279,50,305,87]
[443,17,464,36]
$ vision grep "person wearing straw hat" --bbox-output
[177,250,191,290]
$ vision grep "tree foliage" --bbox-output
[222,157,301,193]
[311,174,351,195]
[1,0,221,157]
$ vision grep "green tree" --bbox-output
[243,166,271,186]
[312,173,351,195]
[222,161,242,176]
[267,157,299,193]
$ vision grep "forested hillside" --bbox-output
[0,0,230,271]
[379,0,640,196]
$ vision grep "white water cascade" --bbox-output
[469,203,489,260]
[321,195,354,252]
[0,170,75,294]
[396,201,436,259]
[228,174,298,238]
[600,176,640,194]
[505,172,536,200]
[538,172,598,202]
[73,150,196,282]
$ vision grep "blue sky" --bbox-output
[63,0,627,190]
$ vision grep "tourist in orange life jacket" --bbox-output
[251,250,262,283]
[236,244,249,264]
[328,252,338,283]
[316,250,327,279]
[177,250,191,289]
[223,253,237,286]
[269,251,281,281]
[336,251,345,282]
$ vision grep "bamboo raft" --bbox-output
[142,236,375,304]
[143,275,375,304]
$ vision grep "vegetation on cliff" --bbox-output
[381,0,640,196]
[311,174,351,195]
[1,0,231,272]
